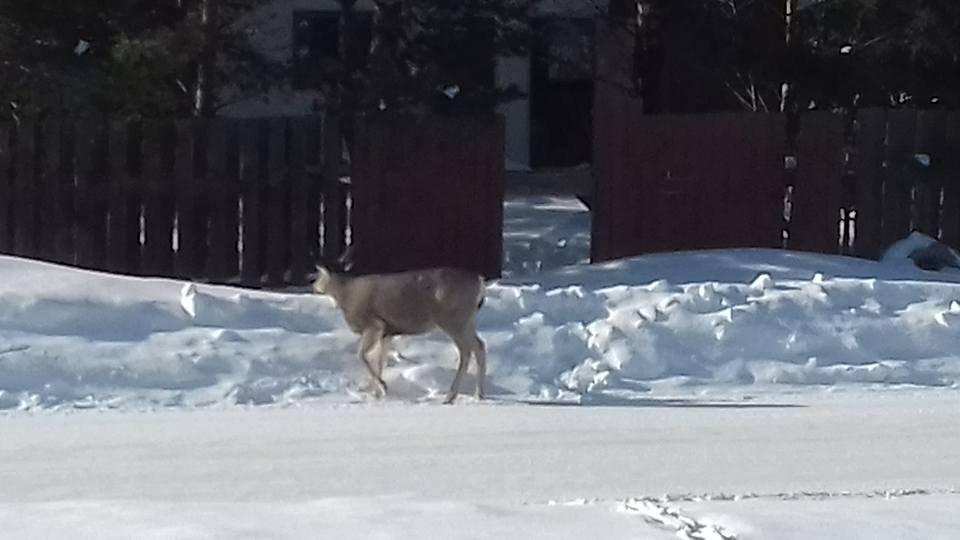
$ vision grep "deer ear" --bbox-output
[338,245,355,272]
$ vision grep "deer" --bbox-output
[312,260,487,404]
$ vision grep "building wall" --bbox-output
[220,0,607,170]
[219,0,375,118]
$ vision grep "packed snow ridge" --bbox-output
[1,246,960,411]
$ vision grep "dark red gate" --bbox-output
[592,100,785,262]
[349,113,505,278]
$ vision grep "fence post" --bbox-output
[0,123,11,253]
[791,112,846,253]
[13,118,37,257]
[913,110,948,237]
[38,119,67,263]
[205,118,239,281]
[265,118,288,286]
[73,117,107,269]
[851,109,886,258]
[107,119,137,273]
[880,110,918,247]
[288,117,310,283]
[321,113,346,268]
[942,112,960,247]
[238,119,263,286]
[174,119,205,279]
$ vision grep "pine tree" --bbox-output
[794,0,960,109]
[629,0,960,113]
[337,0,531,117]
[0,0,281,118]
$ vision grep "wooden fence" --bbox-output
[592,97,960,262]
[792,109,960,258]
[0,112,506,286]
[0,115,344,287]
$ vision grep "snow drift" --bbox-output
[1,248,960,410]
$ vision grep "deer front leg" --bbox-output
[358,324,387,398]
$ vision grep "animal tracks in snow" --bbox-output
[621,498,738,540]
[541,488,960,540]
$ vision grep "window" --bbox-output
[291,10,373,90]
[292,11,340,90]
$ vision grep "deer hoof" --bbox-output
[366,380,387,398]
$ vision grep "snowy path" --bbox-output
[2,389,958,538]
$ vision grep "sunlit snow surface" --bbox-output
[2,195,960,539]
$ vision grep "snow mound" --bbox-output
[2,248,960,410]
[881,231,960,271]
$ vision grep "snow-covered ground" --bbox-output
[2,391,959,539]
[2,195,960,537]
[3,242,960,409]
[502,195,591,276]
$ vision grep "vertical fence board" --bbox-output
[756,114,790,248]
[707,114,785,250]
[239,120,262,286]
[913,110,947,237]
[351,117,396,273]
[140,120,159,273]
[288,118,310,283]
[791,112,846,253]
[91,120,109,267]
[589,86,633,262]
[73,118,102,268]
[174,120,204,278]
[852,109,887,258]
[0,124,10,252]
[632,107,675,255]
[158,119,178,276]
[739,114,783,249]
[205,119,232,281]
[224,122,241,279]
[321,114,345,267]
[13,119,36,256]
[479,116,506,278]
[880,110,917,247]
[302,116,324,267]
[942,112,960,247]
[141,120,175,276]
[38,119,65,262]
[107,120,133,272]
[265,119,288,285]
[693,115,726,248]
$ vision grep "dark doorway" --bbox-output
[530,18,595,168]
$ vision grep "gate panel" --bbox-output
[351,114,504,278]
[594,111,785,261]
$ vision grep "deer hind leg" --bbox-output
[444,334,477,405]
[474,335,487,400]
[358,324,388,398]
[377,336,393,372]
